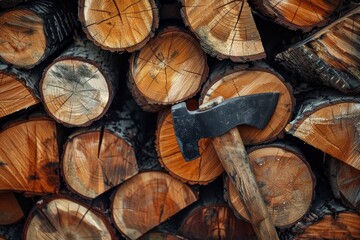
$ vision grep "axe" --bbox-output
[171,93,280,240]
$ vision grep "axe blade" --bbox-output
[171,93,279,161]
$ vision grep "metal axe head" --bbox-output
[171,93,279,161]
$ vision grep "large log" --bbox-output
[40,39,120,127]
[128,27,208,112]
[0,0,76,69]
[200,61,294,145]
[276,7,360,94]
[111,171,198,240]
[79,0,159,52]
[180,0,265,62]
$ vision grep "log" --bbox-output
[178,204,256,239]
[62,99,150,199]
[23,196,115,239]
[79,0,159,52]
[250,0,342,31]
[40,39,120,127]
[200,61,294,145]
[0,64,40,118]
[111,171,198,239]
[156,105,224,185]
[0,117,59,195]
[224,143,315,228]
[0,192,25,225]
[286,91,360,170]
[180,0,265,62]
[140,232,185,240]
[0,0,76,69]
[128,27,209,112]
[328,156,360,212]
[276,7,360,94]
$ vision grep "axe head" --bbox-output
[171,93,279,161]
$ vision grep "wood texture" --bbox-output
[41,39,119,127]
[178,204,256,240]
[156,108,224,185]
[0,0,76,68]
[276,7,360,93]
[0,118,59,194]
[79,0,159,52]
[111,171,198,239]
[225,144,315,228]
[140,232,184,240]
[0,192,25,225]
[200,62,294,145]
[181,0,265,61]
[24,197,114,240]
[128,27,208,112]
[250,0,342,31]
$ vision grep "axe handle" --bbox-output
[212,128,279,240]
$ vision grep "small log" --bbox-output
[0,64,40,118]
[200,61,294,145]
[79,0,159,52]
[286,91,360,170]
[328,156,360,212]
[178,204,256,240]
[23,196,115,239]
[128,27,208,112]
[276,7,360,94]
[40,39,120,127]
[111,171,198,240]
[0,0,76,69]
[224,143,315,228]
[0,117,59,195]
[156,106,224,185]
[250,0,342,31]
[180,0,265,62]
[0,192,25,225]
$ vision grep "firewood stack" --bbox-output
[0,0,359,239]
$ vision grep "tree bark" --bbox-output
[0,0,76,69]
[180,0,266,62]
[200,61,295,145]
[40,38,120,127]
[127,27,209,112]
[111,171,198,240]
[79,0,159,52]
[276,7,360,94]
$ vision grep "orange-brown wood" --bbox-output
[251,0,342,31]
[79,0,159,52]
[63,129,138,199]
[295,212,360,239]
[225,145,315,228]
[178,204,256,240]
[0,192,24,225]
[112,171,198,239]
[0,118,59,194]
[200,62,294,145]
[156,108,224,185]
[140,232,184,240]
[180,0,265,61]
[128,27,208,112]
[24,197,114,239]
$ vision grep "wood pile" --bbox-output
[0,0,359,239]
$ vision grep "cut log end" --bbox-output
[0,9,46,68]
[0,192,25,225]
[41,59,111,127]
[79,0,159,52]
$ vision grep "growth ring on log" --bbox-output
[225,145,315,228]
[112,171,198,239]
[79,0,158,52]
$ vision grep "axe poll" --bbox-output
[171,93,280,240]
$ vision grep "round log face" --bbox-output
[0,9,46,68]
[41,59,110,127]
[24,198,113,240]
[80,0,156,51]
[337,164,360,211]
[63,130,138,199]
[227,146,314,227]
[0,192,24,225]
[130,28,208,105]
